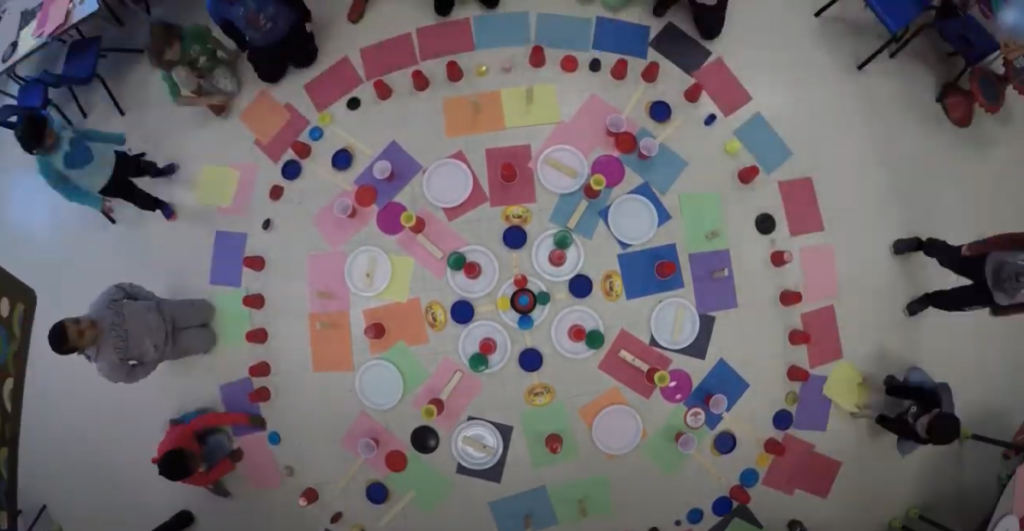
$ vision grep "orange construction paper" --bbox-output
[240,90,291,143]
[442,91,506,138]
[362,297,429,354]
[308,311,354,372]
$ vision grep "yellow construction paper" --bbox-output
[500,85,561,128]
[823,360,864,412]
[377,255,413,302]
[195,166,240,207]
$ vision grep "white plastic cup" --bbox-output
[708,394,728,415]
[334,198,355,218]
[372,160,393,181]
[638,138,660,160]
[676,433,697,454]
[605,114,626,137]
[358,437,379,458]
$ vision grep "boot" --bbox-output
[653,0,681,17]
[905,295,930,317]
[891,237,924,256]
[435,0,455,16]
[479,0,499,8]
[153,510,196,531]
[688,0,729,40]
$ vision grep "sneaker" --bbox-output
[348,0,368,23]
[938,82,974,128]
[892,237,924,256]
[882,375,900,387]
[479,0,499,8]
[153,163,179,178]
[653,0,680,17]
[159,202,177,221]
[167,510,196,529]
[904,295,930,317]
[688,0,729,40]
[434,0,455,16]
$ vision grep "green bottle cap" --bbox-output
[447,252,466,271]
[469,353,489,373]
[585,330,605,350]
[553,230,574,250]
[536,291,551,306]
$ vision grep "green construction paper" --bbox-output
[547,476,613,524]
[641,413,711,474]
[725,518,762,531]
[387,452,452,513]
[212,290,250,347]
[380,342,429,396]
[520,401,579,469]
[678,192,728,253]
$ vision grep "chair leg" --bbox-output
[74,27,86,39]
[98,0,124,27]
[952,63,969,85]
[857,35,898,70]
[67,86,87,119]
[100,47,146,54]
[889,24,930,58]
[0,88,15,101]
[49,101,73,127]
[143,0,151,16]
[95,73,125,116]
[814,0,842,18]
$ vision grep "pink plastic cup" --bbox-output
[606,114,626,138]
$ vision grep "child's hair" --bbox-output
[47,320,75,355]
[156,449,195,482]
[148,21,184,71]
[14,111,49,155]
[926,412,961,445]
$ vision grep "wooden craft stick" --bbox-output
[476,305,495,313]
[365,255,377,288]
[623,84,646,116]
[523,333,532,347]
[440,370,463,400]
[328,126,373,156]
[312,168,353,189]
[711,268,730,279]
[316,321,335,330]
[567,202,587,230]
[531,373,540,384]
[526,85,535,106]
[470,97,481,116]
[543,157,579,179]
[523,514,533,531]
[333,458,364,496]
[618,350,651,372]
[377,491,416,527]
[672,308,684,341]
[511,254,520,274]
[692,451,728,485]
[655,119,683,143]
[705,229,720,241]
[316,290,335,300]
[577,499,588,518]
[461,436,496,456]
[416,234,444,259]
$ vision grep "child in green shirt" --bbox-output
[148,21,241,116]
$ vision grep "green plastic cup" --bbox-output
[553,230,573,251]
[469,353,489,373]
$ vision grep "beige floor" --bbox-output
[5,0,1024,530]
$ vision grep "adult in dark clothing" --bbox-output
[434,0,499,17]
[206,0,317,84]
[152,511,195,531]
[652,0,729,41]
[853,376,961,445]
[893,235,1024,317]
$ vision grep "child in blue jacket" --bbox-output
[14,112,178,222]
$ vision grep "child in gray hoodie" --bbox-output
[48,283,217,384]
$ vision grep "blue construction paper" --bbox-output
[473,12,531,49]
[488,486,559,531]
[209,230,247,287]
[616,243,685,300]
[598,182,672,250]
[549,187,612,240]
[619,128,688,194]
[219,377,265,437]
[733,112,792,175]
[682,359,750,430]
[534,13,594,52]
[592,16,650,59]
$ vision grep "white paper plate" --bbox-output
[591,405,643,456]
[345,246,392,297]
[354,359,403,410]
[531,229,584,282]
[452,420,504,470]
[458,320,512,373]
[551,306,604,359]
[537,145,588,194]
[650,298,700,350]
[994,514,1020,531]
[608,194,658,245]
[446,245,500,299]
[423,159,473,208]
[497,276,551,328]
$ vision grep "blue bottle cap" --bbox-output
[739,467,760,488]
[686,508,703,524]
[711,496,733,517]
[704,113,718,126]
[365,482,389,505]
[517,314,534,331]
[648,100,672,123]
[332,148,354,171]
[518,348,543,372]
[281,159,302,181]
[713,431,737,455]
[309,126,324,142]
[568,274,593,299]
[451,300,475,325]
[503,226,528,250]
[267,431,281,446]
[772,408,794,431]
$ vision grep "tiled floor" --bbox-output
[6,1,1024,530]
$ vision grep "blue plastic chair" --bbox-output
[814,0,936,70]
[0,105,21,132]
[35,35,144,119]
[15,80,72,126]
[936,13,1001,83]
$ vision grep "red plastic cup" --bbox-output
[684,82,704,103]
[248,386,271,403]
[548,249,567,267]
[246,328,268,344]
[568,324,587,343]
[729,485,751,505]
[243,255,265,272]
[409,216,427,235]
[545,433,563,454]
[242,294,265,310]
[771,250,793,268]
[463,261,482,280]
[500,162,518,184]
[779,289,803,307]
[354,185,377,208]
[614,131,638,155]
[478,337,497,356]
[788,329,812,346]
[786,365,810,382]
[298,487,319,507]
[248,361,272,378]
[674,431,684,443]
[763,437,786,456]
[513,274,528,289]
[582,182,601,200]
[364,322,387,340]
[655,260,677,280]
[738,165,760,185]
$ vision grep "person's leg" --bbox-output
[163,299,216,329]
[653,0,681,17]
[922,238,988,281]
[923,283,996,312]
[113,151,177,179]
[874,414,922,441]
[100,159,170,216]
[152,510,196,531]
[170,327,217,359]
[688,0,729,40]
[283,22,318,70]
[478,0,499,8]
[435,0,455,17]
[247,43,289,84]
[883,382,941,408]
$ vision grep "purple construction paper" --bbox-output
[209,231,247,287]
[353,141,423,207]
[688,250,738,314]
[793,374,831,432]
[218,377,265,437]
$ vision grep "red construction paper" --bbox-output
[416,18,475,61]
[485,144,536,206]
[800,305,843,369]
[761,434,815,495]
[597,329,673,400]
[304,56,363,113]
[360,33,419,80]
[441,150,488,222]
[254,104,310,163]
[792,450,842,499]
[692,57,751,117]
[779,177,825,237]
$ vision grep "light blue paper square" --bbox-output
[598,182,672,250]
[535,13,594,52]
[733,112,792,175]
[488,486,559,531]
[549,187,612,240]
[473,12,531,49]
[619,128,688,194]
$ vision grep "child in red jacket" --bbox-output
[152,409,266,498]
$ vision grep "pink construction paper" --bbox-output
[34,0,71,37]
[531,94,639,170]
[799,244,838,303]
[800,305,843,369]
[412,357,483,432]
[218,164,257,216]
[1012,463,1024,516]
[416,18,475,61]
[314,190,375,248]
[442,150,488,221]
[779,177,825,237]
[340,411,407,476]
[254,104,310,163]
[762,434,815,495]
[395,209,468,278]
[485,144,536,207]
[360,33,419,80]
[236,433,282,489]
[597,329,673,400]
[692,57,751,118]
[304,55,364,113]
[792,450,842,499]
[307,250,351,313]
